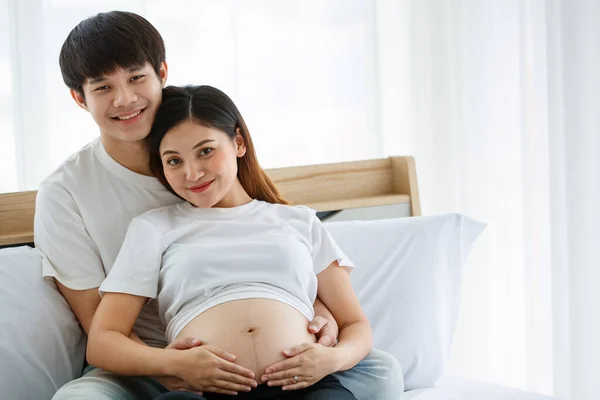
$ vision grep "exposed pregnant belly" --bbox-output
[176,299,317,378]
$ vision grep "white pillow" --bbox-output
[324,214,485,390]
[0,246,86,399]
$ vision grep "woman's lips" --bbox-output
[188,179,214,193]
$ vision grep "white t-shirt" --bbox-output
[34,138,181,347]
[99,200,354,343]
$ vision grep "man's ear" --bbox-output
[70,89,88,111]
[159,61,168,87]
[235,128,247,157]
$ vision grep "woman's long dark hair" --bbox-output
[148,85,288,205]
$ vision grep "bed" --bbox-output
[0,156,563,400]
[400,376,560,399]
[0,156,421,246]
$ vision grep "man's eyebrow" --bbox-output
[127,65,145,73]
[87,66,145,85]
[88,76,107,85]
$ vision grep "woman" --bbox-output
[87,85,372,400]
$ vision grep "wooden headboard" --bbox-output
[0,156,420,247]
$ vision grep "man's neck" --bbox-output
[100,134,153,176]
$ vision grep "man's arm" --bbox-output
[57,276,209,395]
[311,296,339,347]
[34,183,196,389]
[34,182,142,342]
[56,283,100,336]
[56,283,149,345]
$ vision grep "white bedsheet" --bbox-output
[399,376,565,400]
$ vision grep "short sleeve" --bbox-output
[309,211,355,275]
[99,217,163,299]
[34,181,106,289]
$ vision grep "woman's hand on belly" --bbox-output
[169,345,258,395]
[176,299,317,379]
[261,342,342,391]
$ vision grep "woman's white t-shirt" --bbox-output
[100,199,354,343]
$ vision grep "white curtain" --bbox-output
[0,0,377,192]
[375,0,599,398]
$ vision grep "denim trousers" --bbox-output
[51,348,404,400]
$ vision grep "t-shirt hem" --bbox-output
[315,255,355,275]
[98,283,156,299]
[42,270,105,291]
[166,294,313,343]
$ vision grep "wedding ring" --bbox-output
[293,375,299,383]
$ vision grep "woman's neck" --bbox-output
[213,181,253,208]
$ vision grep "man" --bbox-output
[35,11,403,399]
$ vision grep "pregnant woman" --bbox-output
[86,85,373,400]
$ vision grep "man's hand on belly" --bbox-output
[312,298,339,346]
[308,315,338,347]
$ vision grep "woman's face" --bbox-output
[159,120,247,208]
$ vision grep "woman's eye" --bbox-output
[199,148,213,156]
[166,158,181,166]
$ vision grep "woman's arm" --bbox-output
[316,261,372,371]
[88,293,258,394]
[56,283,149,346]
[87,292,178,376]
[262,261,372,388]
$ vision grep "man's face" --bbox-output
[72,62,167,144]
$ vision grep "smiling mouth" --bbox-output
[188,180,215,193]
[112,108,146,121]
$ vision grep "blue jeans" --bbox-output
[334,349,404,399]
[51,349,404,400]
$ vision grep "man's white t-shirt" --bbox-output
[34,138,181,347]
[99,200,354,343]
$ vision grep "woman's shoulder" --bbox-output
[259,201,317,222]
[129,202,186,230]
